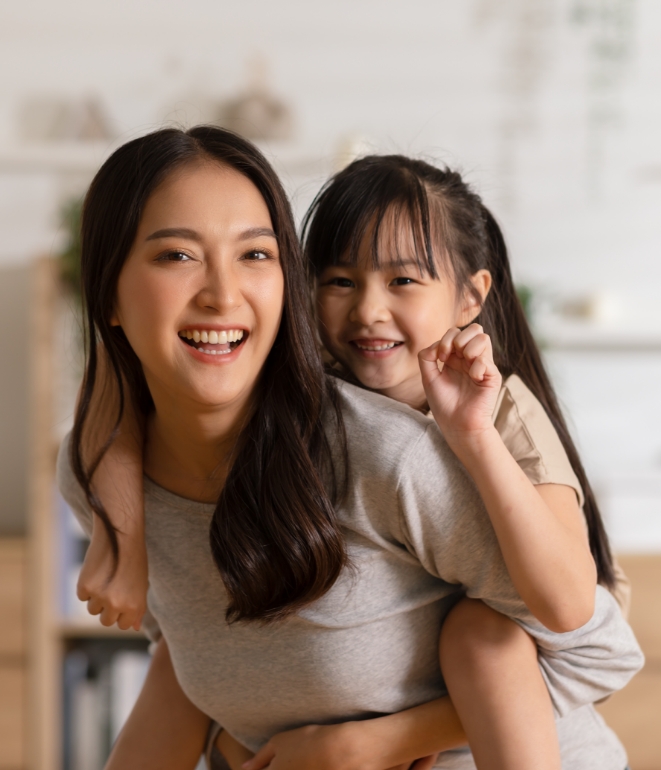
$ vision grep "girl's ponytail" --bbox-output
[479,207,616,589]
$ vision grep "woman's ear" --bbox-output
[457,269,492,326]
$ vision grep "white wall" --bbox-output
[1,0,660,322]
[1,0,659,547]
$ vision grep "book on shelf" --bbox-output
[63,644,150,770]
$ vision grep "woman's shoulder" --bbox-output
[329,378,463,481]
[494,374,584,505]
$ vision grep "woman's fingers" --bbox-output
[242,742,275,770]
[410,755,439,770]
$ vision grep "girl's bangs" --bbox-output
[304,160,441,279]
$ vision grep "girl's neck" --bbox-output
[378,376,428,412]
[144,392,254,503]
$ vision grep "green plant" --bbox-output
[58,197,83,299]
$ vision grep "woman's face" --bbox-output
[113,160,284,414]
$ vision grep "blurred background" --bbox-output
[0,1,659,769]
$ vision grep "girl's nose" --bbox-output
[348,287,390,326]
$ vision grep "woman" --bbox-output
[57,126,642,770]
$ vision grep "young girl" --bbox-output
[73,149,635,770]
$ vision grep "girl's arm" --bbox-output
[418,325,597,633]
[76,347,148,631]
[105,638,210,769]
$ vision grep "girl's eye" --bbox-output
[327,277,355,288]
[242,250,271,261]
[157,250,192,263]
[391,277,414,286]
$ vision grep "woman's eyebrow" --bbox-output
[145,227,201,242]
[238,226,277,240]
[145,226,277,242]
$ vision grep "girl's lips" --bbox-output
[349,338,404,358]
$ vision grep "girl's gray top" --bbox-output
[58,380,643,770]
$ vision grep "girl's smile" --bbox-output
[317,233,487,410]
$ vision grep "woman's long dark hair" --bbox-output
[302,155,615,589]
[72,126,347,622]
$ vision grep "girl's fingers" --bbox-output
[468,355,489,383]
[452,324,485,359]
[462,334,491,365]
[417,339,443,363]
[437,327,462,361]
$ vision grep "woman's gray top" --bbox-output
[58,381,643,770]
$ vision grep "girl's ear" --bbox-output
[457,269,492,326]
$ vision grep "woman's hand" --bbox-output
[418,324,502,449]
[242,722,437,770]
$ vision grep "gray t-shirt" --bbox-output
[57,380,643,770]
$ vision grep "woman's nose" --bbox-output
[348,288,390,326]
[195,263,241,314]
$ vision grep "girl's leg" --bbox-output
[440,598,561,770]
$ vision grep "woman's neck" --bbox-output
[144,392,253,503]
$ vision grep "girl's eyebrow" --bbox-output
[376,259,421,270]
[145,226,277,242]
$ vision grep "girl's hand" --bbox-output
[242,722,436,770]
[418,324,502,449]
[77,519,148,631]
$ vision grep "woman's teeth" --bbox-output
[178,329,245,355]
[354,341,399,351]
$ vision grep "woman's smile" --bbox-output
[112,161,284,414]
[178,326,248,361]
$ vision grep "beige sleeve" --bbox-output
[492,375,585,507]
[493,376,631,616]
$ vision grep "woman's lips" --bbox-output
[178,327,248,363]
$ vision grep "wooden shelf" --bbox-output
[56,620,143,640]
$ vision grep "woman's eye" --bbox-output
[242,250,270,261]
[327,277,354,288]
[157,250,192,262]
[391,277,414,286]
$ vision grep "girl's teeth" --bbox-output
[357,342,397,351]
[219,330,228,344]
[208,330,219,344]
[193,330,201,342]
[200,331,209,343]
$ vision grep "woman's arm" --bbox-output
[105,638,210,769]
[419,325,596,633]
[76,346,148,630]
[243,696,465,770]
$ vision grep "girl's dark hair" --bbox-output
[72,125,347,622]
[302,155,615,589]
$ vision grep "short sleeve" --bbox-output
[396,422,643,716]
[56,433,162,644]
[493,375,585,507]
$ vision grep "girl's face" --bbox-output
[317,222,487,410]
[112,161,284,415]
